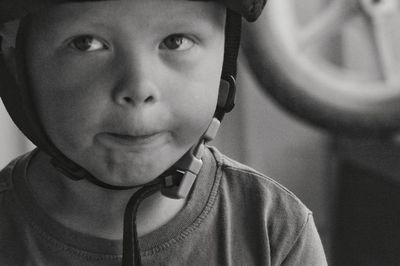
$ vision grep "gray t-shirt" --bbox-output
[0,147,327,265]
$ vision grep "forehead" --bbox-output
[29,0,225,31]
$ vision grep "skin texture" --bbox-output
[26,0,225,187]
[21,0,226,239]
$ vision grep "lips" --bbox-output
[96,131,168,150]
[109,132,160,142]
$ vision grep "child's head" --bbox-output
[25,0,225,186]
[0,0,266,193]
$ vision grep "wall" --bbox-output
[0,100,32,167]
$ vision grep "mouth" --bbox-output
[97,131,168,150]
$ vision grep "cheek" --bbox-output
[27,53,110,147]
[170,58,222,142]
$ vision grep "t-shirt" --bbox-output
[0,147,327,265]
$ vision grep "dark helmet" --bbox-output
[0,0,267,195]
[0,0,266,23]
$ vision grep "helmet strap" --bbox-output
[161,9,242,198]
[221,9,242,81]
[161,117,220,198]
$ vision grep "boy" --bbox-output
[0,0,327,265]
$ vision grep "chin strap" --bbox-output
[52,73,235,199]
[161,117,221,199]
[48,76,234,194]
[122,183,162,265]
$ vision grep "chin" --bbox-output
[88,163,161,187]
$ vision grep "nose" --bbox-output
[112,52,160,107]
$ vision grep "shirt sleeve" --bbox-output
[281,214,328,266]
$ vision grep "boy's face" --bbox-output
[25,0,225,186]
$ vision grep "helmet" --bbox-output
[0,0,267,197]
[0,0,266,24]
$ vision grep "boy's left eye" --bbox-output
[68,35,107,52]
[160,34,194,51]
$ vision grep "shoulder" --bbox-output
[208,146,326,264]
[0,151,34,197]
[209,146,311,218]
[0,151,40,263]
[0,157,18,194]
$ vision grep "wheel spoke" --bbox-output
[297,0,358,49]
[367,6,400,86]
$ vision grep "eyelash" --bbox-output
[68,35,108,52]
[159,34,195,51]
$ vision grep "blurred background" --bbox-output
[2,0,400,265]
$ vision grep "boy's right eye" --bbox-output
[68,35,108,52]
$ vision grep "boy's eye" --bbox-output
[68,35,107,52]
[160,34,194,51]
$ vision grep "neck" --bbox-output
[27,151,185,240]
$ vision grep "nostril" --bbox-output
[122,96,133,103]
[119,95,154,105]
[144,95,155,103]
